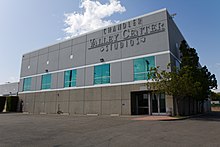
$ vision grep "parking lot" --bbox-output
[0,112,220,147]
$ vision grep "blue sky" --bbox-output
[0,0,220,90]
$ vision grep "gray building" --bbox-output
[0,82,19,96]
[18,8,184,115]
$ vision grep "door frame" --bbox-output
[131,91,150,115]
[151,93,167,115]
[131,91,167,115]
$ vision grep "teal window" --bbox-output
[94,64,110,84]
[133,56,155,81]
[23,77,32,91]
[41,74,51,90]
[64,69,77,87]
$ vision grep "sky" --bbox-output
[0,0,220,91]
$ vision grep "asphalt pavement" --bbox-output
[0,112,220,147]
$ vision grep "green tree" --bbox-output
[210,92,220,101]
[148,40,217,116]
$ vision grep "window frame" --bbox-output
[94,64,110,85]
[41,74,52,90]
[64,69,77,88]
[133,56,155,81]
[23,77,32,91]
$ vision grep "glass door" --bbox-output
[131,92,149,115]
[151,93,166,114]
[159,93,166,113]
[138,93,149,115]
[152,93,158,113]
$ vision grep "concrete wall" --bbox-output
[19,83,174,116]
[167,11,185,65]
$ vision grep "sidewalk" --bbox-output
[131,115,182,121]
[131,113,209,121]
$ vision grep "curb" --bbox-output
[160,113,208,121]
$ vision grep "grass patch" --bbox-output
[211,104,220,107]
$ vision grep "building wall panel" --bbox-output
[60,40,72,49]
[49,44,59,52]
[69,101,84,115]
[37,54,48,74]
[111,62,122,84]
[101,100,110,115]
[122,60,133,82]
[38,47,49,56]
[69,89,84,101]
[59,46,72,70]
[85,67,94,86]
[85,88,101,101]
[72,43,86,67]
[84,101,101,115]
[111,100,122,114]
[24,93,35,113]
[48,50,59,72]
[76,68,85,87]
[57,72,64,89]
[51,73,58,89]
[35,76,42,90]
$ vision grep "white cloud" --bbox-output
[212,89,220,93]
[56,37,62,41]
[63,0,126,39]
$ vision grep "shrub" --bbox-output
[211,103,220,107]
[6,96,19,112]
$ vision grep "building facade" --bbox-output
[0,82,19,96]
[18,9,184,115]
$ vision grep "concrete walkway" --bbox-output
[131,115,179,121]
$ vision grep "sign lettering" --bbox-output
[88,18,165,53]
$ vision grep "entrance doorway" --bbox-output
[131,91,150,115]
[131,91,166,115]
[152,93,166,114]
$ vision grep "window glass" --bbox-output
[41,74,51,90]
[134,58,145,80]
[23,77,32,91]
[94,64,110,84]
[102,64,110,84]
[64,69,77,87]
[134,56,155,81]
[71,70,77,87]
[175,60,180,70]
[64,70,71,87]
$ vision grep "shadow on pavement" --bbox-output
[189,111,220,122]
